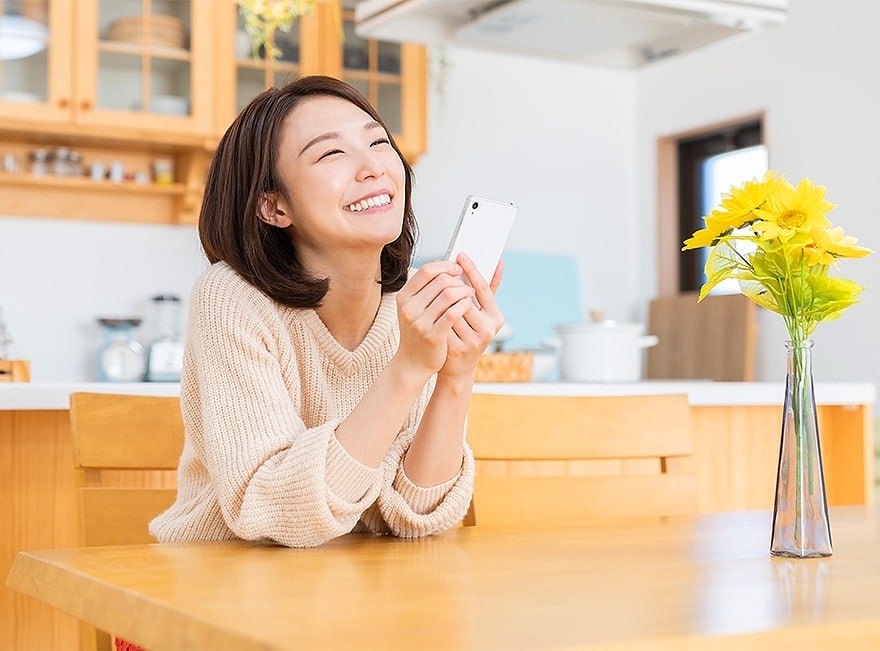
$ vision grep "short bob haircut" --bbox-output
[198,75,418,308]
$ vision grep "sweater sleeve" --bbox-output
[182,271,386,548]
[357,389,476,537]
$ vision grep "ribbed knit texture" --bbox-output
[149,262,475,548]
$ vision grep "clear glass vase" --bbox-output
[770,339,833,558]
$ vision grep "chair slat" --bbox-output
[79,488,178,546]
[467,393,692,460]
[473,474,697,526]
[71,393,184,469]
[466,393,695,526]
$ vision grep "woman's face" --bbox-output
[268,95,406,266]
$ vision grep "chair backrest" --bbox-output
[463,393,694,526]
[0,359,30,382]
[69,392,184,651]
[70,392,184,547]
[645,291,757,381]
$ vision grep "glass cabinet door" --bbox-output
[0,0,72,121]
[341,0,403,135]
[232,3,304,114]
[74,0,211,134]
[95,0,191,114]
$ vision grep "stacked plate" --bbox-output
[106,14,186,48]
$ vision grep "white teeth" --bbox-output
[346,193,391,212]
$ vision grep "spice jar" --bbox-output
[29,148,51,176]
[152,157,174,185]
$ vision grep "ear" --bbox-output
[258,192,293,228]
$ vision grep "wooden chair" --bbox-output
[645,291,757,381]
[0,359,30,381]
[69,392,184,651]
[463,393,694,526]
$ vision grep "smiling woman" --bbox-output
[149,75,506,556]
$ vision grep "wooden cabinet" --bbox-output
[0,0,215,140]
[0,0,216,224]
[0,0,428,225]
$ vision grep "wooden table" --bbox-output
[7,506,880,650]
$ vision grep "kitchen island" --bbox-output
[1,380,875,650]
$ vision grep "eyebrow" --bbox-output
[298,120,384,156]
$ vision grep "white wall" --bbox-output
[412,47,639,320]
[0,217,206,381]
[637,0,880,386]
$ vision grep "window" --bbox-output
[677,120,766,293]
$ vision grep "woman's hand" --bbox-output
[438,253,505,382]
[394,260,475,379]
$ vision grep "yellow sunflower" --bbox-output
[804,226,873,266]
[751,177,835,242]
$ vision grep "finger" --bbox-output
[400,260,463,301]
[435,294,477,334]
[413,284,475,336]
[489,259,504,293]
[457,253,498,311]
[400,271,468,322]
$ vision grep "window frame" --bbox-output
[654,114,765,296]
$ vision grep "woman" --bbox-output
[150,76,504,548]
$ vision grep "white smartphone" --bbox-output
[443,195,518,284]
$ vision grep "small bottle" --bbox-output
[152,157,174,185]
[3,153,21,174]
[69,150,83,177]
[29,148,51,176]
[54,147,71,176]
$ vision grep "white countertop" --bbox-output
[474,381,876,407]
[0,382,181,410]
[0,380,875,410]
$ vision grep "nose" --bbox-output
[355,148,385,182]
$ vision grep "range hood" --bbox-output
[354,0,788,67]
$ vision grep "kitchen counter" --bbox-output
[0,380,875,410]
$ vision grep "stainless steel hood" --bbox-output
[353,0,788,67]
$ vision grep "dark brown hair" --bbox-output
[198,75,417,308]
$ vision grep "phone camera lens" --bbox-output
[472,202,479,210]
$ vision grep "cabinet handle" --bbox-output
[58,98,69,109]
[80,100,92,111]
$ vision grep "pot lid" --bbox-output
[555,320,645,334]
[555,309,645,334]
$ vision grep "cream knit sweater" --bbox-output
[149,262,475,548]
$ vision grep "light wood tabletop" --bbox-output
[7,506,880,650]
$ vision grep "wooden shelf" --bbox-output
[0,173,191,225]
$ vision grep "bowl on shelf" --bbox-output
[150,94,188,116]
[106,14,187,49]
[0,91,41,103]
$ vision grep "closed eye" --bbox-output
[371,138,391,147]
[317,148,344,161]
